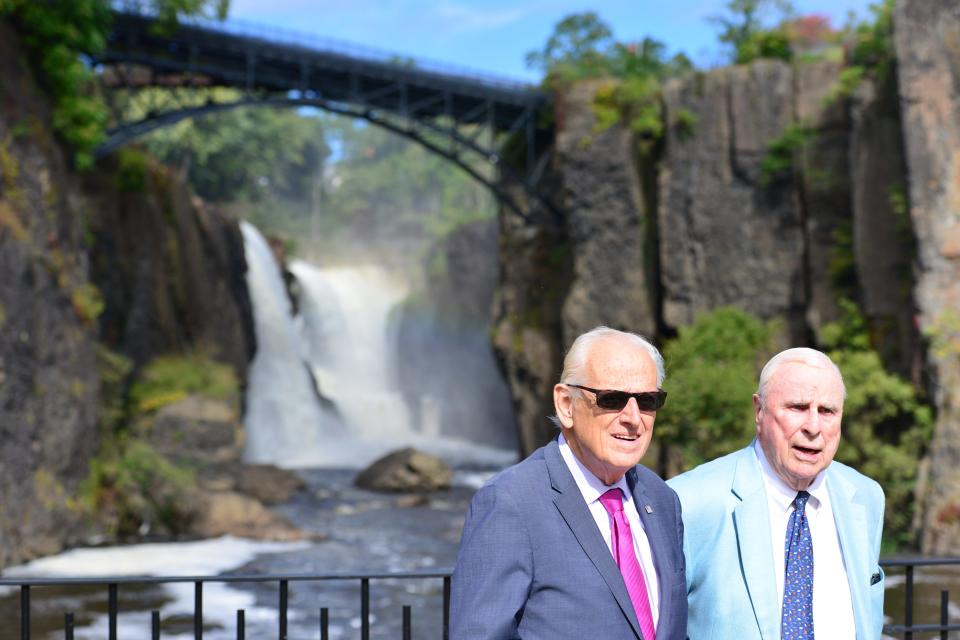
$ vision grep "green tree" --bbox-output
[137,90,329,204]
[0,0,230,167]
[656,308,781,475]
[711,0,795,64]
[525,12,615,85]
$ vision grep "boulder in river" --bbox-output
[354,448,452,493]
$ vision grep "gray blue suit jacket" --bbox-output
[451,439,687,639]
[667,444,885,640]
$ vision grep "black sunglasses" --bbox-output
[567,384,667,412]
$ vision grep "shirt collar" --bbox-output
[558,433,632,505]
[753,439,826,512]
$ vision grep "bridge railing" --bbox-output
[2,558,957,639]
[108,0,539,93]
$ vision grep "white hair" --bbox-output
[561,326,665,387]
[550,326,665,428]
[756,347,846,405]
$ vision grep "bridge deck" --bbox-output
[98,11,549,132]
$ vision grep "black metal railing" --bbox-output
[1,569,450,640]
[3,558,960,639]
[881,557,960,639]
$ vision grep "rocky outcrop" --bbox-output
[84,156,255,380]
[490,138,571,455]
[0,20,100,567]
[354,448,453,493]
[557,79,658,340]
[850,71,916,379]
[659,61,808,341]
[894,0,960,554]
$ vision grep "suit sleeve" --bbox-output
[450,482,533,640]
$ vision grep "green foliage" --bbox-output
[79,439,195,536]
[824,0,895,104]
[711,0,795,64]
[759,120,815,185]
[822,299,932,548]
[128,354,238,414]
[827,219,857,295]
[673,108,699,137]
[657,308,781,471]
[71,282,105,325]
[136,90,328,203]
[0,0,231,167]
[525,12,615,85]
[116,147,149,193]
[96,344,134,434]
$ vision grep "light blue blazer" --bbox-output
[667,444,885,640]
[451,439,687,639]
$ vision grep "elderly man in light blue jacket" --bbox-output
[668,347,885,640]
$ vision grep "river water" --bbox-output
[3,466,960,638]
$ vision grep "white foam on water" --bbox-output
[2,536,311,639]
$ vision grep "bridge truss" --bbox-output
[92,9,559,220]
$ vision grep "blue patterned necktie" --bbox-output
[782,490,814,639]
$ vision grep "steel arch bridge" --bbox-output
[93,8,559,220]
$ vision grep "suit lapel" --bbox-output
[545,441,643,639]
[731,447,779,640]
[827,467,870,639]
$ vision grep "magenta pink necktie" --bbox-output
[599,488,657,640]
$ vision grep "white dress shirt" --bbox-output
[754,441,856,638]
[558,434,660,626]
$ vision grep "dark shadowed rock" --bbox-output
[148,394,244,464]
[354,448,452,493]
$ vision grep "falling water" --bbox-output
[241,222,515,469]
[239,221,336,466]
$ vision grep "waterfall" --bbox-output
[241,222,516,469]
[239,221,336,466]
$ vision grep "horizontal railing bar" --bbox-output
[883,624,960,632]
[881,557,960,567]
[0,568,452,586]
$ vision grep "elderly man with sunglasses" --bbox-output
[451,326,687,640]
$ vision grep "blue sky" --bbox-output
[227,0,881,83]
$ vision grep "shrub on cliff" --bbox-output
[656,307,781,473]
[822,299,932,550]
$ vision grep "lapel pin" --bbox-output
[644,505,653,514]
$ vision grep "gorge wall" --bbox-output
[492,0,954,550]
[0,20,255,568]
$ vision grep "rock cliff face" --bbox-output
[84,156,255,379]
[0,20,257,568]
[895,0,960,554]
[494,55,928,463]
[0,21,99,567]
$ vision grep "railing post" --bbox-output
[108,583,118,640]
[941,590,949,640]
[320,607,329,640]
[194,580,203,639]
[64,612,73,640]
[237,609,245,640]
[443,575,451,640]
[279,579,288,640]
[19,585,29,640]
[361,577,370,640]
[402,605,411,640]
[152,610,160,640]
[905,565,914,640]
